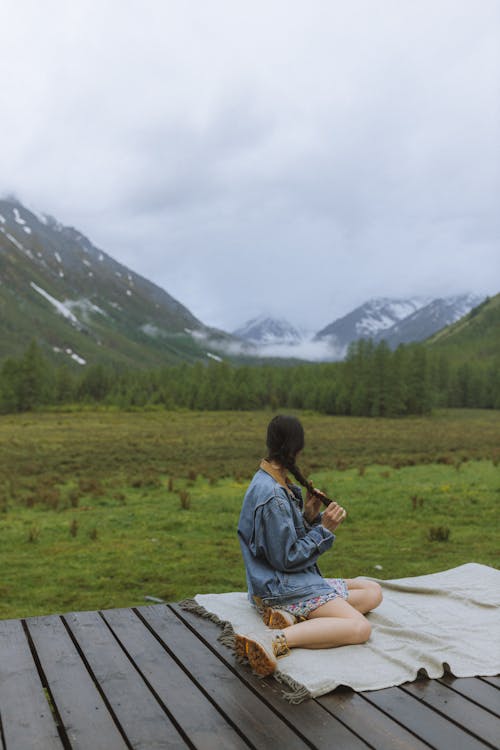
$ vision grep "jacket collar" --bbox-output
[260,459,293,492]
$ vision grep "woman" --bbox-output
[237,414,382,676]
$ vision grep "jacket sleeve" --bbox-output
[252,492,334,572]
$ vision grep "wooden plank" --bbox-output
[480,675,500,689]
[63,610,186,749]
[0,619,62,750]
[364,685,491,750]
[168,603,369,750]
[439,675,500,716]
[26,615,128,750]
[318,688,431,750]
[101,608,248,750]
[139,605,314,749]
[402,679,500,748]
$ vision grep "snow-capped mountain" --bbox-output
[315,297,431,349]
[233,316,304,345]
[315,295,486,354]
[0,197,232,367]
[379,294,485,349]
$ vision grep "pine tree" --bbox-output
[55,366,76,404]
[18,341,52,411]
[0,358,21,412]
[405,346,432,414]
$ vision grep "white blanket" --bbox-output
[194,563,500,700]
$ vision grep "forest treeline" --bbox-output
[1,339,499,416]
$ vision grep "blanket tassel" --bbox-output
[275,672,312,704]
[178,598,311,703]
[178,598,236,649]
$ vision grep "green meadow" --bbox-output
[0,408,499,619]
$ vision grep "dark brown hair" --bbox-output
[266,415,310,491]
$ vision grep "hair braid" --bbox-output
[266,414,331,506]
[266,415,312,493]
[281,455,314,494]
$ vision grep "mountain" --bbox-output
[2,196,492,370]
[233,316,304,345]
[426,293,500,362]
[315,297,431,354]
[0,197,231,367]
[378,294,485,349]
[315,294,485,355]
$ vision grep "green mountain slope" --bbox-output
[0,198,237,368]
[426,294,500,362]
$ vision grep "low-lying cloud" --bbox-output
[198,332,346,363]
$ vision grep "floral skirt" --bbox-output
[279,577,348,620]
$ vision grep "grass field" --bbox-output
[0,408,499,619]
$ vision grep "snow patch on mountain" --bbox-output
[5,232,25,251]
[13,208,27,226]
[53,346,86,365]
[30,282,81,326]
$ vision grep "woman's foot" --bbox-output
[262,606,296,629]
[234,632,290,676]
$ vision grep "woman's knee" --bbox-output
[369,582,383,608]
[348,581,383,613]
[352,617,371,643]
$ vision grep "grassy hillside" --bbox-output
[0,198,243,368]
[0,241,229,368]
[427,293,500,362]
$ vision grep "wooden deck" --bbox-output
[0,604,498,750]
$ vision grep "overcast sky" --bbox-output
[1,0,499,331]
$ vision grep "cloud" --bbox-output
[194,331,345,363]
[1,0,499,331]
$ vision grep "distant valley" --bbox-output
[234,294,486,360]
[0,196,493,368]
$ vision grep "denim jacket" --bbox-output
[237,461,336,607]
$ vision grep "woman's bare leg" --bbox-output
[239,596,373,676]
[283,598,371,649]
[343,579,383,614]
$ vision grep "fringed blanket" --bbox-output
[180,563,500,703]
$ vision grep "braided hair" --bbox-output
[266,415,312,492]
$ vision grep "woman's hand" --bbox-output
[321,501,347,532]
[303,485,324,524]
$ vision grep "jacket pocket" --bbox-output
[267,569,289,596]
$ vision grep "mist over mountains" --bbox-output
[234,294,485,360]
[0,197,489,367]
